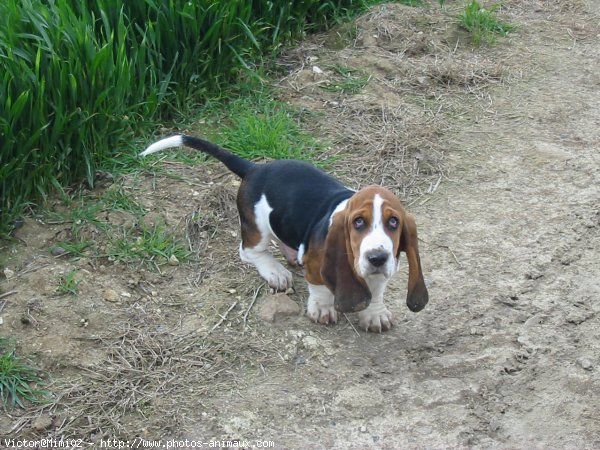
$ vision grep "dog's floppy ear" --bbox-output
[400,213,429,312]
[321,211,371,313]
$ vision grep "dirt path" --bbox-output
[185,3,600,448]
[2,1,599,448]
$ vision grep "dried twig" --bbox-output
[243,283,265,332]
[208,301,238,334]
[420,238,463,268]
[344,313,361,337]
[0,289,18,300]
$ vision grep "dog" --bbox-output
[140,135,428,332]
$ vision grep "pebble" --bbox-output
[50,245,68,257]
[258,293,301,322]
[103,289,119,303]
[488,417,501,432]
[3,268,15,280]
[168,254,179,266]
[416,426,432,435]
[32,414,53,431]
[577,357,593,371]
[291,354,306,365]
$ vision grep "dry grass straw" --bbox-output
[9,312,273,439]
[276,2,516,204]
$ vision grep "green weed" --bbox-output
[0,342,49,409]
[0,0,371,235]
[51,241,90,258]
[101,187,145,217]
[108,225,190,268]
[43,195,108,235]
[216,95,321,162]
[321,65,371,95]
[398,0,425,6]
[56,269,80,297]
[458,1,514,45]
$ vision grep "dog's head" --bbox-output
[321,186,428,313]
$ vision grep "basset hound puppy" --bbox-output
[141,135,429,332]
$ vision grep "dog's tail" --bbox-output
[139,135,255,178]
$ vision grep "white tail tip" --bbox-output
[139,135,184,157]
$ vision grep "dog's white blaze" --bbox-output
[358,193,395,278]
[139,135,183,157]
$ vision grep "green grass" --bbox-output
[0,0,379,237]
[41,183,193,269]
[51,241,91,257]
[399,0,425,6]
[458,1,514,45]
[0,340,49,409]
[101,187,146,217]
[321,64,371,95]
[43,194,109,235]
[217,95,321,161]
[108,225,190,268]
[56,269,81,296]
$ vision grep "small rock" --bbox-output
[3,268,15,280]
[416,426,432,435]
[120,291,131,298]
[50,245,68,257]
[577,357,593,371]
[0,316,3,325]
[312,65,323,74]
[416,76,428,86]
[566,309,594,325]
[359,425,368,433]
[168,254,179,266]
[488,417,501,432]
[103,289,119,303]
[257,293,301,323]
[32,414,53,431]
[291,354,306,365]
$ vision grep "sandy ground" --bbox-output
[1,1,599,448]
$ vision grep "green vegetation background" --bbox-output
[0,0,373,234]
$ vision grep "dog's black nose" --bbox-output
[367,250,389,267]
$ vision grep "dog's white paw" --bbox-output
[358,303,393,333]
[307,283,337,325]
[307,302,338,325]
[258,261,293,291]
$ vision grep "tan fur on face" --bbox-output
[345,185,405,269]
[304,185,428,314]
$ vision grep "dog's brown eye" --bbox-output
[353,217,366,230]
[388,217,399,230]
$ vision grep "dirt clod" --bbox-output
[102,289,119,303]
[257,293,301,322]
[31,414,53,432]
